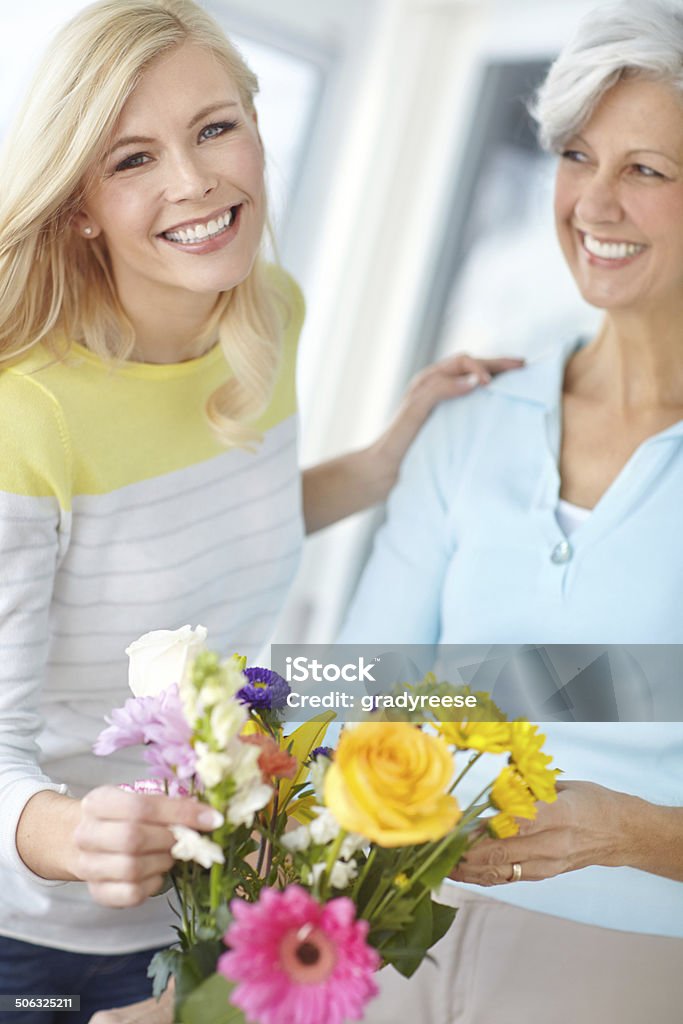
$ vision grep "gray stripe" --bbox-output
[0,638,49,651]
[53,547,301,609]
[71,428,296,521]
[0,571,55,588]
[0,541,55,556]
[49,604,286,641]
[0,602,50,616]
[68,469,300,549]
[47,657,126,668]
[59,512,301,580]
[189,583,296,624]
[0,511,58,524]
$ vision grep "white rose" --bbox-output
[125,625,207,698]
[170,825,225,869]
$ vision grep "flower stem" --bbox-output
[209,861,222,913]
[351,847,375,901]
[449,750,483,793]
[461,783,494,821]
[318,829,346,902]
[263,790,280,882]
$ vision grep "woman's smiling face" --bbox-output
[554,76,683,315]
[81,41,265,312]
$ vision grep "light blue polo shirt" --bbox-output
[340,340,683,936]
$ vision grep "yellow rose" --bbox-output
[324,723,460,847]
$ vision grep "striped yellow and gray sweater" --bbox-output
[0,270,304,953]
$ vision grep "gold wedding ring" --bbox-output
[510,862,523,882]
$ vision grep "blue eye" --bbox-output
[199,120,239,141]
[114,152,150,172]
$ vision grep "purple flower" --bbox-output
[237,668,290,711]
[94,685,196,786]
[93,692,167,755]
[311,746,335,761]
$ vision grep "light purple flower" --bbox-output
[94,685,196,786]
[93,692,167,755]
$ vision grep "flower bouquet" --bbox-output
[94,626,559,1024]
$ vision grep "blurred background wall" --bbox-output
[1,0,611,644]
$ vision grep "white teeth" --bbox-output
[583,233,645,260]
[163,208,235,245]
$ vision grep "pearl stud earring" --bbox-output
[83,226,93,236]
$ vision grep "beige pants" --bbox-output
[363,886,683,1024]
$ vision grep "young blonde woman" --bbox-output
[0,1,522,1020]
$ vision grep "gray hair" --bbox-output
[532,0,683,151]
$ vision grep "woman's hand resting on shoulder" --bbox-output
[303,353,524,533]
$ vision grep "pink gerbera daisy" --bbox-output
[217,885,380,1024]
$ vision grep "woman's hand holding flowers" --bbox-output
[450,781,648,885]
[73,785,223,908]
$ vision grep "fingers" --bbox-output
[74,787,224,909]
[450,825,569,886]
[89,985,174,1024]
[80,786,223,832]
[75,819,180,857]
[431,352,525,382]
[478,357,526,375]
[86,874,169,909]
[76,850,175,884]
[450,857,554,886]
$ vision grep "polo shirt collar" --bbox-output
[487,336,683,439]
[486,337,580,410]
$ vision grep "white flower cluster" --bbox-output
[125,625,272,829]
[170,825,225,869]
[281,808,367,889]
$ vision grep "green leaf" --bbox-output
[173,955,205,1004]
[148,948,182,1001]
[418,831,469,890]
[177,973,246,1024]
[277,712,335,807]
[430,900,457,949]
[377,892,434,978]
[188,938,223,980]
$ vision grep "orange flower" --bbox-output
[240,734,298,783]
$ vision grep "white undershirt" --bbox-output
[556,497,591,537]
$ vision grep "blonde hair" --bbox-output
[0,0,284,447]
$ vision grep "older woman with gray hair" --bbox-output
[340,1,683,1021]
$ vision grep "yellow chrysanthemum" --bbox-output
[488,812,519,838]
[508,722,559,803]
[490,766,537,820]
[437,721,512,754]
